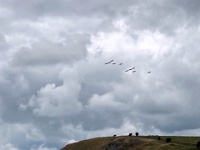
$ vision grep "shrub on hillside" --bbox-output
[129,133,132,136]
[166,138,171,143]
[135,132,139,136]
[196,141,200,148]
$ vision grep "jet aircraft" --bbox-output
[105,60,114,64]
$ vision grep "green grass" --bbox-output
[160,136,200,145]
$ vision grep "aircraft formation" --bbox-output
[104,60,151,74]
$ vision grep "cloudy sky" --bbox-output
[1,0,200,149]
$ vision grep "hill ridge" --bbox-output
[61,135,200,150]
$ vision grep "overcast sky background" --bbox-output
[1,0,200,149]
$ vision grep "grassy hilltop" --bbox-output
[61,135,200,150]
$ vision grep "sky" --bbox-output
[1,0,200,149]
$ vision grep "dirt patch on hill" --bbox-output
[101,137,154,150]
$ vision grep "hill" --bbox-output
[61,135,200,150]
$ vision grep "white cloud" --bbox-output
[113,19,128,33]
[0,122,46,149]
[30,144,57,150]
[0,6,13,18]
[136,30,174,58]
[0,143,19,150]
[88,93,124,109]
[66,139,78,144]
[87,30,135,59]
[28,68,82,117]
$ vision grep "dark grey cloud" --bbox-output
[1,0,136,18]
[174,0,200,16]
[0,34,9,52]
[11,35,89,66]
[125,0,200,36]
